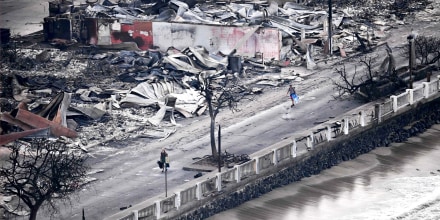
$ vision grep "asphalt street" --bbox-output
[50,60,369,220]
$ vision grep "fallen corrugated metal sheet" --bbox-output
[120,81,203,118]
[0,91,77,145]
[91,20,281,59]
[69,106,106,121]
[163,53,203,74]
[14,109,77,138]
[1,113,34,131]
[37,92,71,128]
[0,128,50,146]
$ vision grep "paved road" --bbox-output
[46,43,438,219]
[48,57,372,219]
[42,26,434,219]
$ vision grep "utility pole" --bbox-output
[407,34,414,89]
[165,166,168,197]
[218,124,221,172]
[328,0,333,55]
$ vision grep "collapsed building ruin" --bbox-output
[1,0,424,148]
[42,0,414,67]
[44,0,320,60]
[1,1,439,218]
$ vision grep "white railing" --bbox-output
[200,177,217,197]
[394,91,410,110]
[110,76,440,220]
[239,159,256,179]
[276,144,291,162]
[353,109,372,127]
[221,167,237,186]
[138,203,155,219]
[346,113,361,131]
[160,195,175,214]
[312,127,329,146]
[294,136,309,150]
[180,185,197,206]
[413,85,424,102]
[329,122,343,139]
[258,151,274,172]
[118,213,135,220]
[381,99,393,117]
[424,79,440,97]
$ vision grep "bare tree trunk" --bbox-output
[210,117,218,158]
[29,210,37,220]
[199,73,244,159]
[206,92,218,158]
[29,204,41,220]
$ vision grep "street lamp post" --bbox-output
[328,0,332,55]
[165,167,167,197]
[407,35,414,89]
[164,168,168,197]
[218,124,221,172]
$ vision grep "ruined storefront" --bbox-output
[44,0,283,59]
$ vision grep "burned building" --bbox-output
[42,0,329,60]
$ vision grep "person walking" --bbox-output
[287,85,299,107]
[160,148,168,172]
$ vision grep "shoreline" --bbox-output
[209,124,440,220]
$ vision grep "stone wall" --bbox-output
[175,97,440,220]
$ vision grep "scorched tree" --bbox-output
[195,71,247,158]
[0,138,89,220]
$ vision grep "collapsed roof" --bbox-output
[43,0,412,65]
[44,0,330,59]
[2,0,423,146]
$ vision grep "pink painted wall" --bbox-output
[91,19,280,59]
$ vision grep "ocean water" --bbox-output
[209,124,440,220]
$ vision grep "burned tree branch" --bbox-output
[332,56,380,100]
[332,65,363,98]
[333,53,409,101]
[0,138,89,220]
[413,35,440,66]
[197,71,248,158]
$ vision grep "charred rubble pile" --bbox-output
[0,42,297,150]
[43,0,431,60]
[1,0,434,149]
